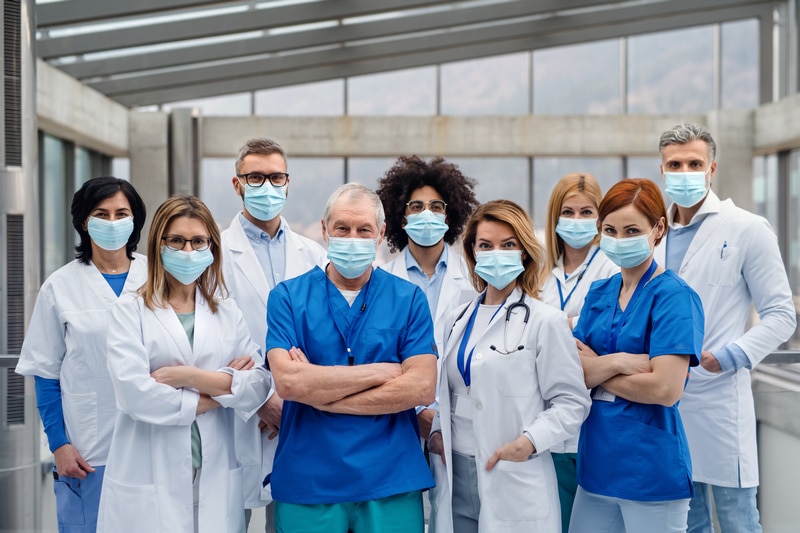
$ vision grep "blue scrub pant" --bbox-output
[52,465,104,533]
[687,482,762,533]
[553,452,578,533]
[569,486,689,533]
[274,491,423,533]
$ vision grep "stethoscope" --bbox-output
[456,291,530,388]
[490,292,530,355]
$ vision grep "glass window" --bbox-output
[162,92,252,116]
[534,40,621,115]
[627,26,714,114]
[752,155,779,229]
[347,67,436,115]
[40,134,69,278]
[532,157,623,230]
[200,157,342,245]
[441,53,529,115]
[626,156,667,199]
[450,157,529,208]
[789,150,800,349]
[721,19,759,109]
[255,80,344,116]
[112,157,131,182]
[75,147,92,190]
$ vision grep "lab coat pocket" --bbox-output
[489,458,550,521]
[708,246,740,287]
[53,476,86,526]
[99,477,161,532]
[495,353,536,398]
[62,390,98,455]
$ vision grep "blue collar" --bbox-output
[239,212,284,244]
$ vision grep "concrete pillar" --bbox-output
[169,108,201,197]
[706,110,756,211]
[129,112,169,242]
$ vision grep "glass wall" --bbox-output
[347,67,436,115]
[255,80,344,116]
[40,134,70,279]
[788,150,800,349]
[627,26,714,114]
[440,53,529,115]
[721,19,759,109]
[533,39,621,115]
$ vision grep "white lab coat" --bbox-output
[380,244,476,354]
[221,214,326,506]
[540,245,617,453]
[15,255,147,465]
[97,290,270,533]
[429,289,591,533]
[654,191,796,487]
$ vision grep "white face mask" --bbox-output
[664,170,709,208]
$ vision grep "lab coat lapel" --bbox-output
[229,217,270,305]
[436,258,464,325]
[191,290,212,366]
[153,304,193,365]
[285,223,320,279]
[679,211,724,272]
[443,295,478,358]
[86,261,122,304]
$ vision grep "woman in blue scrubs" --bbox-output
[569,178,704,533]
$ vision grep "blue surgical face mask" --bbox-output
[664,171,709,208]
[87,216,134,251]
[404,210,449,247]
[556,217,598,250]
[600,232,654,269]
[474,250,524,290]
[243,183,286,222]
[161,246,214,285]
[326,236,377,279]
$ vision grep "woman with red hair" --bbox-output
[569,179,704,533]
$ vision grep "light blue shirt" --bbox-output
[666,206,749,371]
[404,245,448,319]
[239,213,286,289]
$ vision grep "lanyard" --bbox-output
[326,272,372,366]
[607,259,658,353]
[556,247,600,311]
[457,294,505,388]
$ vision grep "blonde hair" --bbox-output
[140,195,226,312]
[462,200,545,298]
[544,173,603,269]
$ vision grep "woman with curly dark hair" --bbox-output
[377,155,479,440]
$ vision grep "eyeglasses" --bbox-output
[162,236,212,251]
[236,172,289,187]
[406,200,447,214]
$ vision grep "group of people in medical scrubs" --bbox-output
[16,122,796,533]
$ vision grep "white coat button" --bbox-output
[475,402,483,410]
[475,353,483,360]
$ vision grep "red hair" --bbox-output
[598,179,667,246]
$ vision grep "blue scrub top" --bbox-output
[266,266,437,504]
[574,270,703,501]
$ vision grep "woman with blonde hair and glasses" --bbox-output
[98,195,270,533]
[540,173,618,532]
[428,199,591,533]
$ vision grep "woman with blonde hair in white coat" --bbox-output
[16,176,147,532]
[540,173,618,532]
[428,199,591,533]
[97,195,270,533]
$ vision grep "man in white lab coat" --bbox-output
[654,123,796,533]
[221,138,327,531]
[376,156,479,441]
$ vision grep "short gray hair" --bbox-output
[658,123,717,162]
[235,138,287,173]
[323,183,385,230]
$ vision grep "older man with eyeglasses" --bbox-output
[220,137,327,532]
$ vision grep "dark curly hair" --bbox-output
[377,156,479,253]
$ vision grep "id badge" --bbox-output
[592,386,616,402]
[453,393,474,419]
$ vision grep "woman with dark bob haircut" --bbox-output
[16,176,147,532]
[377,155,479,441]
[72,177,147,263]
[570,178,704,533]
